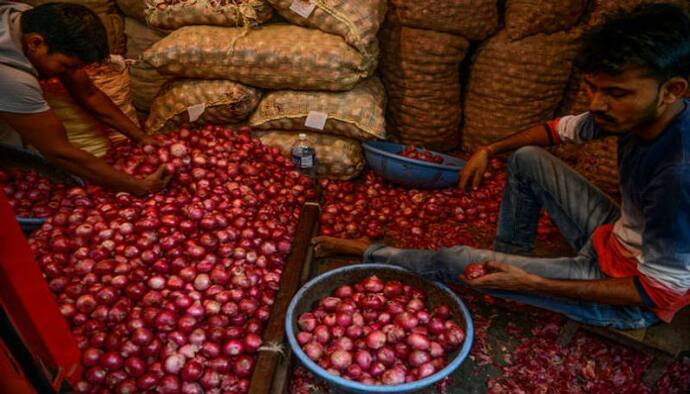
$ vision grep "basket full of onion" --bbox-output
[362,141,465,189]
[286,264,473,393]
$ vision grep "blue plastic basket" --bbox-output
[286,264,474,394]
[0,143,83,233]
[362,141,465,189]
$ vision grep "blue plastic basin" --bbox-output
[286,264,474,394]
[362,141,465,189]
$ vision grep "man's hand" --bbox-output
[460,261,542,292]
[138,165,173,195]
[136,133,160,147]
[459,147,491,191]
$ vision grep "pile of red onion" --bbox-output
[1,168,70,218]
[28,126,315,393]
[319,160,559,250]
[398,146,445,164]
[296,275,465,385]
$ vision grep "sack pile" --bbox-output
[146,80,262,134]
[144,0,274,30]
[388,0,499,41]
[505,0,586,41]
[378,1,498,151]
[125,0,386,180]
[380,18,470,151]
[462,28,582,151]
[123,18,171,112]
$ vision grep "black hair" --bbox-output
[21,2,109,63]
[575,3,690,82]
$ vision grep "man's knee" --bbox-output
[507,146,550,175]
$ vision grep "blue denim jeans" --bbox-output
[364,147,659,330]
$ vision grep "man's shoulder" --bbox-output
[0,63,48,114]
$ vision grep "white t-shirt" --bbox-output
[0,1,49,146]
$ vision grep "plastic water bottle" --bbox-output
[291,133,316,177]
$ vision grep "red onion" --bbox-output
[464,263,488,279]
[233,355,254,378]
[330,350,352,370]
[181,360,203,382]
[366,330,386,350]
[303,342,323,361]
[82,348,102,367]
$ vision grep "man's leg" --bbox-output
[494,146,620,254]
[365,243,659,329]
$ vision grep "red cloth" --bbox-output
[0,190,82,385]
[592,224,690,322]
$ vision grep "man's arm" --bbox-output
[0,110,169,195]
[459,124,555,190]
[59,68,156,145]
[463,261,645,306]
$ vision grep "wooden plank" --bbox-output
[250,202,319,394]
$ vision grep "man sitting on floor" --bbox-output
[313,4,690,330]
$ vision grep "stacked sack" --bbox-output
[462,0,586,151]
[25,0,126,55]
[380,1,499,151]
[140,0,387,180]
[120,14,171,112]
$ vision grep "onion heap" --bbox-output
[296,275,465,385]
[1,168,70,218]
[398,146,444,164]
[28,125,316,393]
[319,160,559,249]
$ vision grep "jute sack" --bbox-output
[117,0,147,21]
[41,80,118,157]
[462,29,581,151]
[124,17,171,112]
[41,57,140,156]
[143,24,376,91]
[124,17,168,58]
[85,55,139,126]
[266,0,386,58]
[379,20,470,151]
[388,0,498,41]
[100,11,126,55]
[506,0,587,41]
[557,70,590,117]
[249,78,385,141]
[252,131,365,180]
[129,64,171,113]
[144,0,273,30]
[146,80,261,134]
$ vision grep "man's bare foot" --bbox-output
[311,236,372,258]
